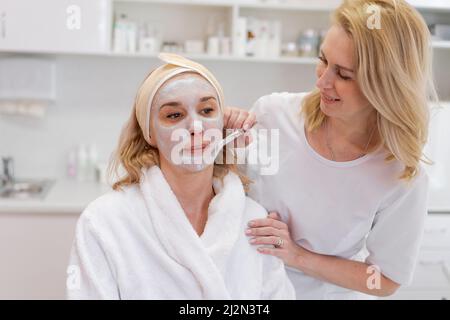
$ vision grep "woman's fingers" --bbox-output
[248,217,288,230]
[245,132,253,145]
[223,107,256,148]
[233,111,249,129]
[223,107,232,128]
[242,112,257,131]
[249,236,281,246]
[257,246,283,257]
[226,109,240,129]
[223,107,256,130]
[268,211,282,220]
[246,226,283,237]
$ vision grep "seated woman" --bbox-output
[66,53,295,300]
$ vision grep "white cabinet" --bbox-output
[0,0,111,53]
[0,212,79,299]
[386,213,450,300]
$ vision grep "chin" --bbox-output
[181,163,214,174]
[319,101,335,117]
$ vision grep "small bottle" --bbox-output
[207,37,219,56]
[67,148,77,179]
[87,144,99,182]
[113,14,128,53]
[77,144,88,182]
[128,21,137,54]
[233,17,247,57]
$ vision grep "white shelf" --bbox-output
[1,0,449,62]
[433,41,450,50]
[104,51,318,64]
[238,1,339,12]
[0,49,318,64]
[113,0,450,12]
[113,0,234,7]
[407,0,450,12]
[4,44,450,63]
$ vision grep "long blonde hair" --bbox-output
[302,0,438,180]
[108,85,251,192]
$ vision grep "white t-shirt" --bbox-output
[246,92,429,299]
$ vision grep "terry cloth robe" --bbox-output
[67,166,295,299]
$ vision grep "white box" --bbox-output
[184,40,204,54]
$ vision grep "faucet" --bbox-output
[1,157,14,187]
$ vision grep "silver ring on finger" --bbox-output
[275,237,284,248]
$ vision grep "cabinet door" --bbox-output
[0,212,79,299]
[0,0,111,53]
[422,214,450,249]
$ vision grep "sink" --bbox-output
[0,180,53,199]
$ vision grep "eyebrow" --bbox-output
[320,50,354,73]
[159,101,181,110]
[159,96,217,110]
[200,96,217,103]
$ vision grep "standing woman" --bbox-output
[226,0,438,299]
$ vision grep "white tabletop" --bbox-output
[0,179,111,214]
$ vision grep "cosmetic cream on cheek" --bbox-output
[150,75,223,172]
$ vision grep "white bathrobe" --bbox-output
[67,166,295,299]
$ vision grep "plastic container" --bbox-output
[67,148,77,179]
[76,144,88,182]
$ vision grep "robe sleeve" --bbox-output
[261,255,296,299]
[66,210,120,300]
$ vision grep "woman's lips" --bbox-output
[183,141,211,152]
[321,92,341,104]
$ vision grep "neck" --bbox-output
[327,111,378,151]
[159,159,215,235]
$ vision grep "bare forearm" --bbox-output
[246,214,401,297]
[295,247,400,297]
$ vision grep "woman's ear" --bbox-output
[148,133,157,148]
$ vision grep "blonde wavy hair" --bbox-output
[108,76,251,192]
[302,0,438,180]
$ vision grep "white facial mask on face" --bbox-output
[150,73,223,172]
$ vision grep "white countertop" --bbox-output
[0,178,448,214]
[0,179,111,214]
[428,188,450,213]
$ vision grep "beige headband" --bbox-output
[135,53,225,144]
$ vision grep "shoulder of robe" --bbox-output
[80,184,142,225]
[243,196,269,221]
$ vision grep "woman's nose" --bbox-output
[188,119,203,136]
[316,67,335,90]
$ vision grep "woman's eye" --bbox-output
[339,73,352,81]
[166,112,182,119]
[201,107,215,115]
[318,56,327,64]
